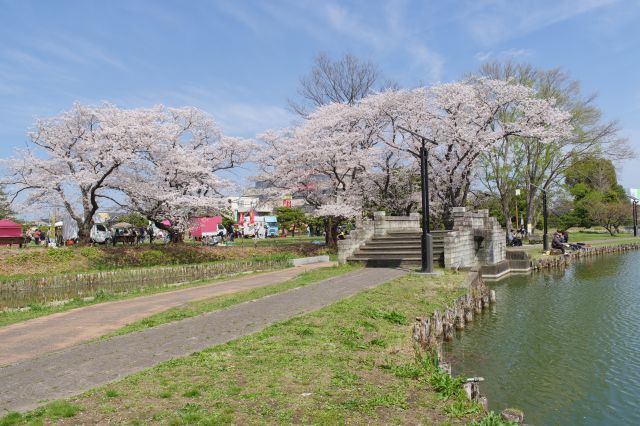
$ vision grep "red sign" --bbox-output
[282,199,292,208]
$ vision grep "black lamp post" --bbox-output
[397,126,438,273]
[634,201,638,237]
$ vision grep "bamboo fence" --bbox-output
[0,259,289,309]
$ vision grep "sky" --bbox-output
[1,0,639,187]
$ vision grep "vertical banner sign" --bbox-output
[282,194,292,208]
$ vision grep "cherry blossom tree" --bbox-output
[1,103,253,243]
[363,79,573,227]
[116,107,254,238]
[263,78,572,233]
[258,103,373,247]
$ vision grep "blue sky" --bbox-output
[1,0,639,186]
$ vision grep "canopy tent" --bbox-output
[0,219,22,237]
[112,222,133,228]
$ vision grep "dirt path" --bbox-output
[0,262,334,367]
[0,267,405,414]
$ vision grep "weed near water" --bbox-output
[469,410,519,425]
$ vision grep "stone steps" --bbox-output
[348,230,448,267]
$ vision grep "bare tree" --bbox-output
[288,52,381,117]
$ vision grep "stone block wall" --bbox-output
[337,218,375,264]
[444,207,506,269]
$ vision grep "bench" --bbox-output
[527,235,543,245]
[0,236,26,248]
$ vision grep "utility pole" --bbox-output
[397,126,438,273]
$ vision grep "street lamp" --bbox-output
[397,126,438,273]
[529,183,549,251]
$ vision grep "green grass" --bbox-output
[0,239,331,282]
[103,264,361,338]
[569,231,636,242]
[2,270,482,425]
[517,233,639,260]
[0,266,292,328]
[0,401,81,425]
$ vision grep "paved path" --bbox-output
[0,267,405,414]
[0,262,334,367]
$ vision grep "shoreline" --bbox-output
[481,241,640,281]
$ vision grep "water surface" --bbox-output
[444,252,640,425]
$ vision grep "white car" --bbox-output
[90,224,112,244]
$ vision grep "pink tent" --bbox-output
[0,219,22,237]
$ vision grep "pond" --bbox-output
[444,251,640,425]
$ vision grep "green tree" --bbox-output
[114,212,148,228]
[274,206,307,237]
[563,156,627,227]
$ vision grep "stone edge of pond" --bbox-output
[410,270,525,423]
[532,242,640,271]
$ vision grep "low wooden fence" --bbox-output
[0,259,289,309]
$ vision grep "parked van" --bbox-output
[253,216,279,237]
[90,223,112,244]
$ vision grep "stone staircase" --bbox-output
[347,230,449,268]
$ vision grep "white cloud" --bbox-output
[474,48,533,62]
[112,84,294,138]
[320,1,445,82]
[459,0,618,46]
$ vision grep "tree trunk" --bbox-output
[78,220,92,246]
[503,206,512,243]
[324,217,339,249]
[526,190,536,235]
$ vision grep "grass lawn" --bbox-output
[0,270,500,425]
[568,231,636,242]
[517,232,639,260]
[103,264,361,339]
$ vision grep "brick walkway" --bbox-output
[0,267,405,414]
[0,262,334,367]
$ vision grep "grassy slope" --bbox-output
[0,237,329,281]
[1,271,491,425]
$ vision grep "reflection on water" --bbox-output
[444,252,640,426]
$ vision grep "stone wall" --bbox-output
[337,211,421,264]
[444,207,506,270]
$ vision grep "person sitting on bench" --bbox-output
[552,230,565,254]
